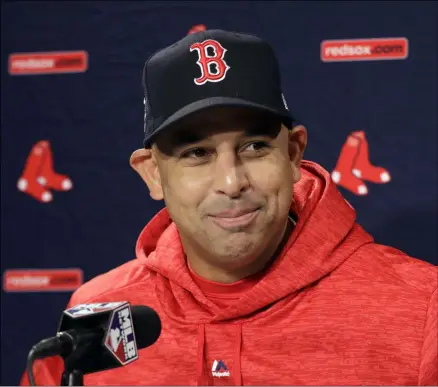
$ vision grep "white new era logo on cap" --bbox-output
[281,93,289,110]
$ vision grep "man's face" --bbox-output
[150,107,302,269]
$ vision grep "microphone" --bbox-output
[27,302,161,386]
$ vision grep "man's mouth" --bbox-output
[208,208,260,229]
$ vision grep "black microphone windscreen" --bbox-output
[131,305,162,349]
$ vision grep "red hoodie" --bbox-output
[21,161,437,386]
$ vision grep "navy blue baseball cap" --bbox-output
[142,29,295,147]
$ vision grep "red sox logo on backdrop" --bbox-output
[190,39,230,85]
[17,140,73,203]
[331,131,391,196]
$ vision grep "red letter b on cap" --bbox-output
[190,39,230,86]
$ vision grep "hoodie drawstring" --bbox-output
[234,323,243,385]
[197,324,206,386]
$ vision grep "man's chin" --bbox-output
[208,236,261,260]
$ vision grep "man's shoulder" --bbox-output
[346,241,437,295]
[69,258,151,306]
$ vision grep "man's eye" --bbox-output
[181,148,210,158]
[243,141,270,152]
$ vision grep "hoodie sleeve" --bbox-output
[20,357,64,386]
[418,287,438,386]
[20,294,79,386]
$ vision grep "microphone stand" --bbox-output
[61,369,83,386]
[60,354,84,386]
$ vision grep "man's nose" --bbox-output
[212,151,250,198]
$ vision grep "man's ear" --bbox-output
[287,125,307,183]
[129,148,164,200]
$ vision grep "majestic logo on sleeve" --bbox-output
[190,39,230,85]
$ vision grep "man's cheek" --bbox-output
[253,169,286,190]
[179,173,212,193]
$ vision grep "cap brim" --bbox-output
[144,96,294,147]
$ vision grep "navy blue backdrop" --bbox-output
[1,1,436,384]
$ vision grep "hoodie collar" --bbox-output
[135,160,373,323]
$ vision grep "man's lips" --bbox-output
[208,208,261,229]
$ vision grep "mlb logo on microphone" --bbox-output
[104,304,139,365]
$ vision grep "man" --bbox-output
[22,29,437,386]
